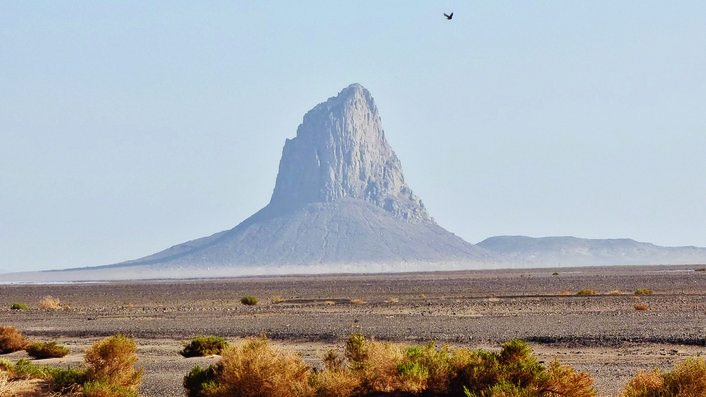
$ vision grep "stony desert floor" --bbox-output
[1,265,704,396]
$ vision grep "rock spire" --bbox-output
[269,83,430,221]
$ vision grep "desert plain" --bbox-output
[1,265,704,396]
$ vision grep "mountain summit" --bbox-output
[270,84,429,221]
[91,83,489,278]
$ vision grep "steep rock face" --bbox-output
[270,84,429,221]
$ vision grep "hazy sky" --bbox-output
[2,2,705,273]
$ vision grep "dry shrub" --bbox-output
[451,339,597,397]
[666,358,706,396]
[385,297,399,303]
[349,299,365,305]
[620,370,665,397]
[270,295,286,303]
[310,366,359,397]
[635,288,654,295]
[576,289,596,296]
[324,301,336,305]
[559,291,573,296]
[205,336,312,397]
[634,304,650,311]
[180,336,229,357]
[610,290,624,295]
[620,358,706,397]
[39,295,62,309]
[26,341,70,359]
[84,334,142,393]
[0,325,29,354]
[546,360,597,397]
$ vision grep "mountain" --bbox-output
[478,236,706,267]
[26,83,489,280]
[3,84,705,283]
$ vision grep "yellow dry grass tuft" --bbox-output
[39,295,61,309]
[270,295,286,303]
[349,299,365,305]
[634,304,650,311]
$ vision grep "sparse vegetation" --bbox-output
[635,288,654,295]
[240,296,259,306]
[184,336,311,397]
[39,295,62,309]
[694,267,705,272]
[26,341,71,359]
[10,303,28,310]
[385,297,399,303]
[0,358,85,394]
[620,358,706,397]
[610,290,624,295]
[84,334,143,395]
[559,291,573,296]
[0,325,29,354]
[576,289,597,295]
[181,336,229,357]
[634,304,650,311]
[184,335,598,397]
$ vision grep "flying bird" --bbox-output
[444,12,453,20]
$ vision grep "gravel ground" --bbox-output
[1,265,704,396]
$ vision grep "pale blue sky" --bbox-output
[2,1,705,272]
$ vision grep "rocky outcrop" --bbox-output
[270,84,430,221]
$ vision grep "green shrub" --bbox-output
[240,296,259,306]
[10,303,28,310]
[635,288,654,295]
[7,358,85,394]
[576,289,597,296]
[181,336,229,357]
[183,365,218,397]
[450,339,596,397]
[0,326,29,354]
[26,341,71,359]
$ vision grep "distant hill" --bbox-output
[478,236,706,267]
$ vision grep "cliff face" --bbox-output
[269,84,430,221]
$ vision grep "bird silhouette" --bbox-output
[444,12,453,20]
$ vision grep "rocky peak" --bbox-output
[269,84,431,222]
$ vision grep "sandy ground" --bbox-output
[1,265,704,396]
